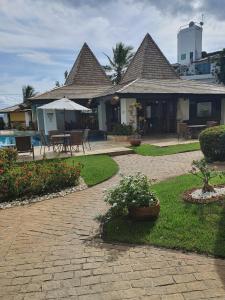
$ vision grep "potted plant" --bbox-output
[129,130,142,146]
[104,173,160,220]
[108,123,133,142]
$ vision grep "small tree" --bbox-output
[190,159,217,193]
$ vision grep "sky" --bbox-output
[0,0,225,108]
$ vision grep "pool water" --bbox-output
[0,135,40,147]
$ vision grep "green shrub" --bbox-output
[0,160,81,202]
[112,123,133,136]
[0,148,18,170]
[199,125,225,161]
[104,173,157,216]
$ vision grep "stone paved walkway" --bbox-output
[1,151,225,300]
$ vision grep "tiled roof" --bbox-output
[31,43,112,101]
[65,43,111,86]
[30,85,111,101]
[96,78,225,97]
[120,33,178,84]
[118,78,225,95]
[0,103,31,113]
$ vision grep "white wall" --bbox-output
[181,74,215,83]
[177,98,189,121]
[98,101,107,131]
[178,23,202,65]
[3,114,9,127]
[120,98,137,129]
[25,111,32,127]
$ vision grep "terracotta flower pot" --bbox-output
[128,200,160,220]
[130,138,141,146]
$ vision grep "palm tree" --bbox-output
[22,85,36,102]
[104,42,134,84]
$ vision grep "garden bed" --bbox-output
[0,149,118,205]
[0,178,87,209]
[183,185,225,204]
[103,173,225,258]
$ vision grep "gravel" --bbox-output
[0,179,88,209]
[191,187,225,200]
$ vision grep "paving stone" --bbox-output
[1,152,225,299]
[173,274,196,283]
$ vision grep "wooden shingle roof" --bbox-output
[31,43,112,101]
[120,33,178,84]
[30,85,111,101]
[96,78,225,98]
[65,43,111,86]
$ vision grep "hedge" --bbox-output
[0,149,81,202]
[199,125,225,162]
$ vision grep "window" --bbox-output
[190,52,193,61]
[181,53,186,60]
[197,102,212,117]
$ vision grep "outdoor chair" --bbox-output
[69,131,85,156]
[83,128,91,150]
[15,136,34,160]
[39,130,51,154]
[177,122,191,140]
[48,130,64,152]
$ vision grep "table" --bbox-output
[51,134,71,153]
[187,125,206,139]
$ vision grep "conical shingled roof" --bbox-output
[65,42,111,86]
[120,33,178,84]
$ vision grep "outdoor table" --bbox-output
[51,134,71,153]
[187,124,206,139]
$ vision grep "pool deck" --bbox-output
[15,136,198,161]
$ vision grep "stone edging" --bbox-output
[0,178,88,210]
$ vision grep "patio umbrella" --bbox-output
[38,98,91,130]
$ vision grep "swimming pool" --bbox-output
[0,134,40,147]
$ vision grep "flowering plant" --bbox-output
[0,160,82,202]
[0,148,17,171]
[104,173,157,216]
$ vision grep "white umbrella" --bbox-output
[38,98,90,111]
[38,98,91,131]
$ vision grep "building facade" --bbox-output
[176,21,223,83]
[28,33,225,136]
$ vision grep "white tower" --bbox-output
[177,21,203,65]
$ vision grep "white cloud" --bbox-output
[17,51,62,65]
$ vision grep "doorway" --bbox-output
[138,99,177,134]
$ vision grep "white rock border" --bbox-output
[0,178,88,209]
[191,187,225,200]
[183,185,225,204]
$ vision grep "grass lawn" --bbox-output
[104,174,225,257]
[66,155,118,186]
[132,142,200,156]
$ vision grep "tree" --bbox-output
[104,42,134,84]
[22,85,36,102]
[213,49,225,85]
